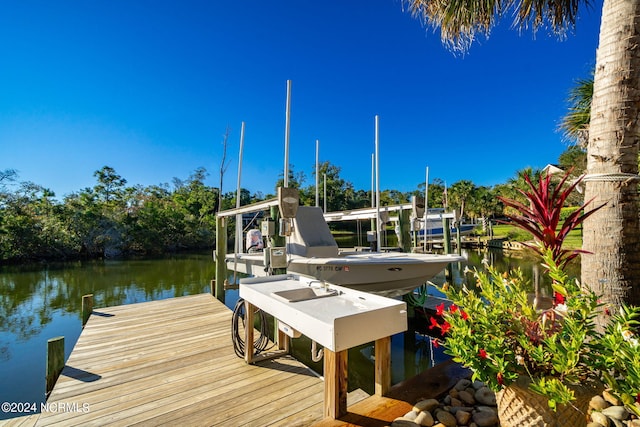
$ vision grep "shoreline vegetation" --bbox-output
[1,164,585,265]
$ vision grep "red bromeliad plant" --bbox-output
[427,170,638,412]
[498,170,603,268]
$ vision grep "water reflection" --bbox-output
[0,255,215,341]
[0,247,579,419]
[0,253,215,419]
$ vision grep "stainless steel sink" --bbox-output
[272,287,338,302]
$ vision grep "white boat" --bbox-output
[227,206,464,297]
[417,209,477,240]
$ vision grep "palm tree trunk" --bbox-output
[582,0,640,309]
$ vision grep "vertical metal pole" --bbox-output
[233,122,245,285]
[315,139,319,207]
[371,153,375,208]
[375,115,381,252]
[424,166,429,252]
[284,80,292,188]
[371,153,375,234]
[235,121,245,253]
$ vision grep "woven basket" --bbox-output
[496,378,601,427]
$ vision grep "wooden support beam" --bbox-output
[277,328,289,353]
[46,336,65,397]
[81,294,93,327]
[323,348,348,419]
[244,301,255,364]
[375,336,392,396]
[214,216,227,302]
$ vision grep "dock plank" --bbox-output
[37,294,326,426]
[33,292,469,427]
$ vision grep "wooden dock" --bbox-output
[1,293,470,427]
[36,294,326,426]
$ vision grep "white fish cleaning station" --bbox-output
[239,274,407,419]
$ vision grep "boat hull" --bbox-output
[226,252,464,297]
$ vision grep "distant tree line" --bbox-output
[0,145,585,264]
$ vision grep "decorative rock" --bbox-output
[472,410,499,427]
[391,418,420,427]
[458,390,475,405]
[472,380,485,390]
[414,410,435,427]
[474,387,496,406]
[403,410,419,420]
[454,378,472,391]
[447,406,474,414]
[590,411,611,427]
[434,409,457,427]
[413,399,439,413]
[590,395,610,411]
[601,406,629,421]
[443,395,452,405]
[603,390,622,406]
[450,397,463,407]
[455,409,472,425]
[449,389,459,399]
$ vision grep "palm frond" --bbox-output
[558,76,593,146]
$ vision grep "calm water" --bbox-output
[0,248,571,420]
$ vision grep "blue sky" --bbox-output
[1,1,602,199]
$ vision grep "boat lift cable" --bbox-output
[231,298,272,358]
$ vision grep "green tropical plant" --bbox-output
[429,171,640,414]
[599,305,640,417]
[406,0,640,316]
[434,250,602,410]
[498,170,602,268]
[558,75,593,147]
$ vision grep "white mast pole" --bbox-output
[371,153,375,208]
[375,115,381,252]
[283,80,292,188]
[315,139,319,207]
[424,166,429,252]
[232,121,246,283]
[235,121,245,254]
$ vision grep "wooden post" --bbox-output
[442,217,452,254]
[215,216,227,302]
[323,348,348,419]
[81,294,93,327]
[244,301,255,364]
[374,336,391,396]
[46,336,65,397]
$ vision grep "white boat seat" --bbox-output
[286,206,339,258]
